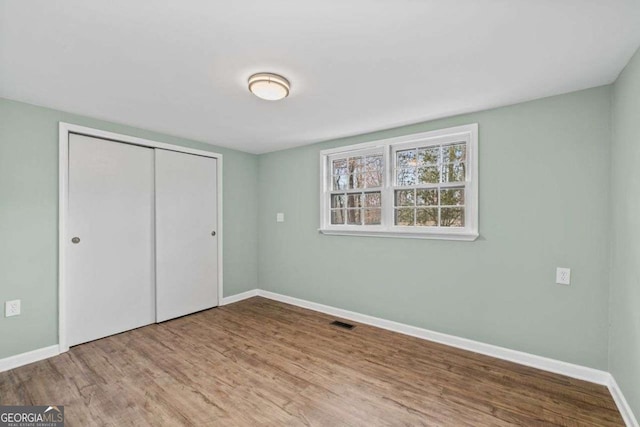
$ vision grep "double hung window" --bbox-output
[319,124,478,240]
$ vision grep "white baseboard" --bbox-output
[256,290,610,385]
[0,345,60,373]
[257,289,640,425]
[2,291,636,426]
[0,290,261,373]
[257,290,640,425]
[608,376,639,427]
[220,289,259,306]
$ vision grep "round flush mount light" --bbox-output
[248,73,290,101]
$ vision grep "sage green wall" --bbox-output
[258,86,612,369]
[0,84,621,374]
[0,97,259,359]
[610,46,640,418]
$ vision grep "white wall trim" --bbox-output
[58,122,224,353]
[220,289,259,306]
[3,291,637,426]
[0,345,60,373]
[608,376,639,427]
[256,290,611,385]
[318,229,479,241]
[257,290,640,425]
[318,123,479,241]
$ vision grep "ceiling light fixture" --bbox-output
[248,73,290,101]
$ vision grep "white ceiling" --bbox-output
[1,1,639,154]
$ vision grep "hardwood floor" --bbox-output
[0,297,623,426]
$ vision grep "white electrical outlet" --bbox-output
[556,268,571,285]
[5,299,21,317]
[276,213,285,222]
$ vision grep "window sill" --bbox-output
[318,228,479,241]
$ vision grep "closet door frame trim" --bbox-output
[58,122,223,353]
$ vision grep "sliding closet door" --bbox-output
[67,134,155,346]
[155,149,218,322]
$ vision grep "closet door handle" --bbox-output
[71,237,81,244]
[211,231,216,236]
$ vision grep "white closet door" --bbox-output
[67,134,155,346]
[155,149,218,322]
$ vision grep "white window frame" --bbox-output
[319,124,478,241]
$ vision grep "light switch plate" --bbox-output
[556,268,571,285]
[5,299,20,317]
[276,213,285,222]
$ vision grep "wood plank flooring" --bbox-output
[0,297,624,426]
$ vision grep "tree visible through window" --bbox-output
[320,124,478,240]
[330,154,383,225]
[394,143,466,227]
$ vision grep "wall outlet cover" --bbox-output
[276,213,285,222]
[5,299,21,317]
[556,268,571,285]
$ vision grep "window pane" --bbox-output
[395,189,415,207]
[333,175,348,190]
[442,143,466,163]
[332,159,347,176]
[416,208,438,226]
[441,162,465,183]
[440,207,465,227]
[416,189,438,206]
[364,155,383,187]
[331,194,346,208]
[348,156,365,175]
[324,128,475,233]
[347,208,362,225]
[395,208,415,226]
[347,194,362,208]
[364,191,381,207]
[366,155,383,172]
[364,171,382,188]
[349,173,365,189]
[331,209,345,224]
[364,208,381,225]
[417,166,440,184]
[396,168,417,186]
[440,187,465,206]
[417,147,440,165]
[396,149,417,168]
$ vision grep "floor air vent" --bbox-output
[330,320,355,330]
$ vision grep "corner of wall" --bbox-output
[606,81,616,374]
